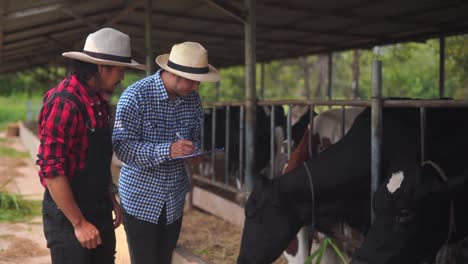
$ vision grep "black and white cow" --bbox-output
[237,107,468,264]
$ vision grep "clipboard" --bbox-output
[173,148,225,160]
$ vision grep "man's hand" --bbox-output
[74,219,102,249]
[170,140,194,158]
[45,176,102,249]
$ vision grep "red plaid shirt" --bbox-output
[37,74,111,187]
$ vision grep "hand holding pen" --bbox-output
[170,132,194,159]
[175,132,203,165]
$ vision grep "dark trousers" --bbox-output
[42,195,116,264]
[123,206,183,264]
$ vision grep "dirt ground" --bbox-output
[179,209,287,264]
[0,132,49,264]
[1,129,287,264]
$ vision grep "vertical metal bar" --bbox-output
[439,36,445,98]
[225,106,230,185]
[270,105,275,179]
[371,60,383,223]
[239,105,245,187]
[200,111,205,151]
[420,107,426,165]
[308,105,315,157]
[199,110,205,176]
[261,63,265,99]
[327,52,333,101]
[211,107,217,182]
[287,105,292,159]
[341,106,346,137]
[145,0,154,76]
[244,0,257,192]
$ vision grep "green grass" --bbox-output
[0,95,42,131]
[193,248,210,256]
[0,146,29,158]
[0,192,41,222]
[305,237,347,264]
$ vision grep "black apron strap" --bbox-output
[47,91,90,124]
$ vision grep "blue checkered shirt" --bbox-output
[113,70,203,224]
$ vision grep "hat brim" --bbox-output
[63,51,147,71]
[155,54,220,82]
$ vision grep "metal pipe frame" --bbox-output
[239,105,245,187]
[420,107,426,165]
[225,106,231,185]
[439,36,445,98]
[211,107,217,181]
[287,104,292,159]
[206,99,468,108]
[371,60,383,223]
[270,105,276,180]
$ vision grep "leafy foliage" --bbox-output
[305,237,347,264]
[197,35,467,103]
[0,36,466,105]
[0,192,41,222]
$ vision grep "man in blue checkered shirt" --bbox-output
[112,42,220,264]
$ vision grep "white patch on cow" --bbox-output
[387,171,404,193]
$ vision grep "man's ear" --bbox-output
[98,65,103,74]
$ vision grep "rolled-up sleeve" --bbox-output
[112,89,171,168]
[37,99,79,179]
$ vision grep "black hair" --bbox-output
[69,59,114,84]
[70,59,99,84]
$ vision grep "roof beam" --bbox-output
[0,2,5,63]
[4,11,116,43]
[119,22,325,49]
[5,3,62,20]
[60,7,100,30]
[133,9,372,40]
[104,0,145,27]
[59,6,146,58]
[0,52,59,74]
[203,0,246,24]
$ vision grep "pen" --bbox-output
[176,132,184,140]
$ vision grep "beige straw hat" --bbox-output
[155,42,220,82]
[62,28,146,71]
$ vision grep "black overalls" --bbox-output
[42,91,115,264]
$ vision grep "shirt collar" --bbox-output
[154,70,170,102]
[153,70,185,105]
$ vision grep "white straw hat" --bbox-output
[156,42,220,82]
[62,28,146,71]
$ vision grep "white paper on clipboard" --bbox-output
[173,148,225,160]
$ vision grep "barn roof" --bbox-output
[1,0,467,74]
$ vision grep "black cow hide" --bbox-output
[237,107,468,264]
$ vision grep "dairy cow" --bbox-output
[237,107,468,264]
[282,108,363,263]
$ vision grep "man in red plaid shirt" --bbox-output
[37,28,145,264]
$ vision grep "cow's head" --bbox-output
[237,178,302,264]
[352,163,457,264]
